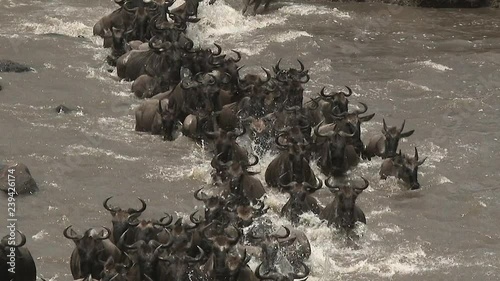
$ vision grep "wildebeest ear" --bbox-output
[400,130,415,138]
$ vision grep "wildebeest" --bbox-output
[312,121,359,177]
[319,177,369,233]
[64,226,122,279]
[215,160,266,201]
[379,147,426,190]
[255,260,310,281]
[305,86,352,126]
[265,135,317,188]
[332,102,375,156]
[364,119,415,160]
[280,181,323,225]
[248,226,311,272]
[0,230,36,281]
[242,0,273,16]
[103,196,147,244]
[122,238,172,280]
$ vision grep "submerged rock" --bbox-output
[0,59,33,73]
[0,162,39,195]
[55,104,74,114]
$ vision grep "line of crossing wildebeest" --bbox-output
[2,0,428,280]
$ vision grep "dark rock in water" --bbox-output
[0,60,33,73]
[55,104,74,114]
[0,162,39,196]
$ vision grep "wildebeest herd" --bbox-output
[2,0,428,280]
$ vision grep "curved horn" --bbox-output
[231,50,241,62]
[300,73,310,84]
[63,225,80,240]
[354,102,368,115]
[306,178,323,193]
[271,226,290,239]
[273,58,282,74]
[399,119,406,134]
[212,43,222,56]
[382,118,388,133]
[184,246,205,263]
[127,214,140,227]
[343,86,353,97]
[194,188,208,201]
[297,59,305,72]
[12,230,27,248]
[313,120,335,138]
[187,210,202,229]
[275,134,289,148]
[255,262,273,280]
[292,260,311,279]
[355,177,370,192]
[319,87,334,98]
[131,198,147,214]
[155,213,173,227]
[414,147,419,160]
[103,197,119,212]
[260,67,271,84]
[96,227,111,240]
[246,153,259,167]
[278,179,296,191]
[325,177,340,191]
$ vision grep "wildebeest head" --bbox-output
[194,188,229,223]
[255,260,310,281]
[99,254,134,281]
[279,180,322,224]
[126,212,173,243]
[332,102,374,154]
[223,197,268,228]
[313,86,352,115]
[123,0,160,41]
[249,226,296,272]
[166,215,201,254]
[157,246,206,280]
[209,128,246,163]
[273,59,310,85]
[393,147,426,189]
[313,121,355,174]
[272,59,310,107]
[158,99,180,141]
[103,196,147,244]
[123,238,172,279]
[381,119,415,158]
[63,226,112,277]
[325,177,369,230]
[0,230,27,255]
[203,224,247,281]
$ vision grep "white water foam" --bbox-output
[187,0,283,47]
[21,16,93,37]
[64,144,141,161]
[418,60,453,72]
[278,4,351,18]
[273,30,313,43]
